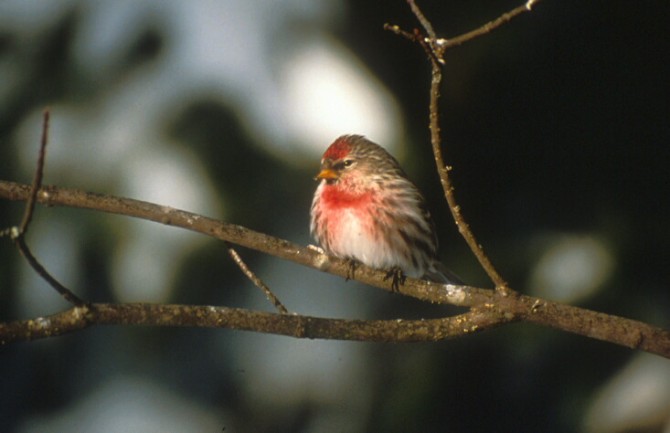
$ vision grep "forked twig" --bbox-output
[5,109,86,306]
[387,1,540,59]
[226,243,289,314]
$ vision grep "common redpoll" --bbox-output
[310,134,460,285]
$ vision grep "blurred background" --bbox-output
[1,0,669,432]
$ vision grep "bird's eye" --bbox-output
[333,160,354,170]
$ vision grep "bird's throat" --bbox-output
[319,184,375,209]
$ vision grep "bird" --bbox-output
[310,134,461,287]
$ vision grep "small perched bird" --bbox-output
[310,134,460,285]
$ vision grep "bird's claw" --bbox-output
[345,259,358,281]
[383,267,406,292]
[307,244,325,254]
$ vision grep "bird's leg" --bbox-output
[383,267,406,292]
[345,258,359,281]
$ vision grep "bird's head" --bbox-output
[315,135,361,184]
[315,134,404,187]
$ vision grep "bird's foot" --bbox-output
[345,259,358,281]
[383,267,406,292]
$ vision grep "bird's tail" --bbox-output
[424,262,464,285]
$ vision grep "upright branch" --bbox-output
[19,109,50,234]
[387,0,540,291]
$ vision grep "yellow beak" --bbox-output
[315,168,338,181]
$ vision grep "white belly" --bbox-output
[326,207,400,271]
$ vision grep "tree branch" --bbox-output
[394,1,521,291]
[0,303,507,345]
[1,180,669,357]
[0,180,489,306]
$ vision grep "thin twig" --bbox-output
[226,243,289,314]
[440,0,540,49]
[407,0,436,40]
[19,109,50,235]
[382,24,415,41]
[13,234,86,306]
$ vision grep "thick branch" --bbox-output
[502,295,670,355]
[0,303,507,345]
